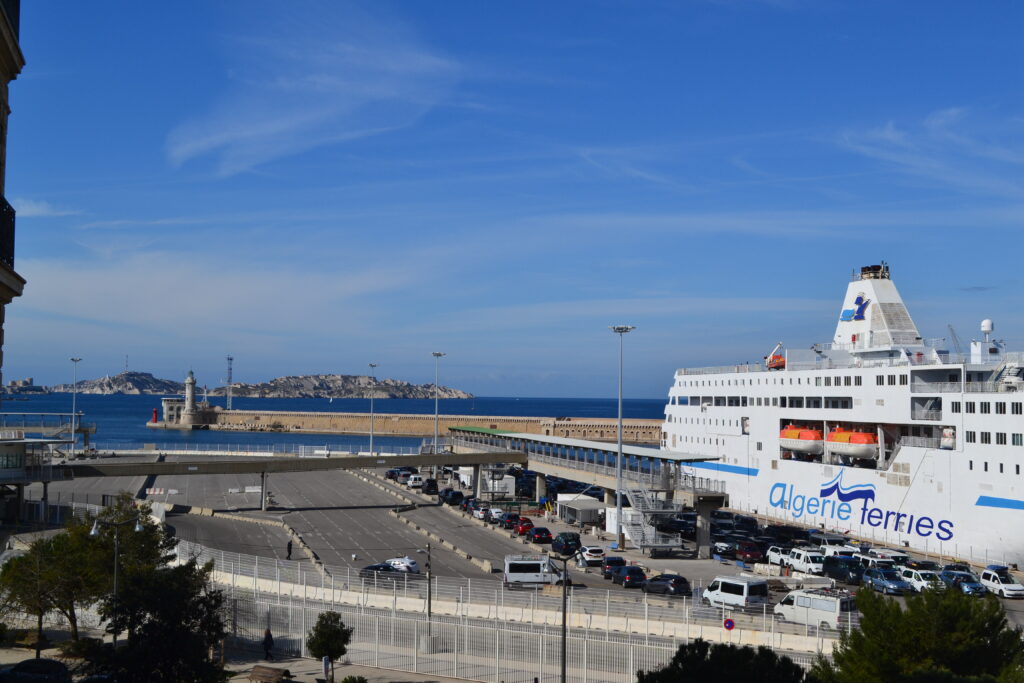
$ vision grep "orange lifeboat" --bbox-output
[766,354,786,370]
[826,427,879,458]
[779,424,824,455]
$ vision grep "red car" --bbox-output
[514,517,534,535]
[735,540,764,564]
[526,527,552,544]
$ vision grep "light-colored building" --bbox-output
[0,1,23,390]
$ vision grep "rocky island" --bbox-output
[48,371,472,399]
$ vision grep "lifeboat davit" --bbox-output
[826,427,880,459]
[779,424,824,455]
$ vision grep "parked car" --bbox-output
[642,574,691,596]
[823,555,865,585]
[526,527,553,544]
[710,510,734,521]
[654,518,692,534]
[498,512,521,529]
[359,563,404,582]
[862,568,912,595]
[472,506,489,520]
[514,518,535,535]
[732,515,759,533]
[734,540,764,564]
[601,556,627,579]
[899,568,946,593]
[0,658,71,683]
[443,491,464,506]
[767,545,793,566]
[905,559,940,571]
[484,508,504,523]
[939,570,987,596]
[437,487,453,501]
[422,478,438,495]
[701,576,770,608]
[552,532,582,556]
[576,546,605,567]
[385,468,403,480]
[611,566,647,588]
[943,563,972,573]
[980,565,1024,598]
[386,556,421,573]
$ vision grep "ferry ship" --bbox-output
[662,264,1023,567]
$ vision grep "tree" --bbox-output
[307,611,354,682]
[637,638,812,683]
[44,523,105,641]
[83,558,228,683]
[812,588,1024,683]
[0,538,55,658]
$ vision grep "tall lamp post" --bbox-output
[560,555,571,683]
[69,357,82,459]
[610,325,635,550]
[368,363,378,456]
[90,515,143,647]
[431,352,445,454]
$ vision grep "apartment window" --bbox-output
[965,431,976,443]
[980,402,991,414]
[900,375,908,385]
[951,402,961,413]
[981,432,991,445]
[1013,402,1022,415]
[965,402,976,414]
[888,375,896,385]
[996,402,1007,415]
[876,375,884,386]
[997,433,1007,445]
[1013,434,1023,447]
[855,376,862,386]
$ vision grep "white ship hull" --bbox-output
[662,264,1024,568]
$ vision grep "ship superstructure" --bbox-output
[662,264,1024,566]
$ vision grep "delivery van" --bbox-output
[774,588,857,630]
[700,576,770,609]
[503,555,570,589]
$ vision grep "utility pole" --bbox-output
[432,352,445,454]
[610,325,635,550]
[69,358,82,459]
[225,355,234,410]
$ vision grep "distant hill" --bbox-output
[48,371,473,399]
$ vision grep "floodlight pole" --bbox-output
[69,358,82,459]
[432,352,445,454]
[610,325,635,551]
[368,363,378,455]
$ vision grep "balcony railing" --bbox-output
[0,196,13,269]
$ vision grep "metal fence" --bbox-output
[87,442,424,456]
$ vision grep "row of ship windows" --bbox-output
[681,436,726,446]
[964,431,1024,446]
[681,396,853,409]
[950,401,1023,415]
[969,461,1022,475]
[679,374,907,388]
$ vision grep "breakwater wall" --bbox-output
[153,410,662,444]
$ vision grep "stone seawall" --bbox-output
[197,410,662,444]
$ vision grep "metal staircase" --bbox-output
[621,486,685,550]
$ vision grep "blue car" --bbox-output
[939,570,987,596]
[863,568,913,595]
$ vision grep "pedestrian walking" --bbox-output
[262,628,274,661]
[286,540,292,560]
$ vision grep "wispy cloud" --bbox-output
[11,199,80,217]
[839,108,1024,199]
[166,4,461,176]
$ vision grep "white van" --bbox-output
[407,474,424,489]
[854,553,896,570]
[868,547,910,565]
[701,576,770,609]
[786,548,825,574]
[821,545,857,559]
[775,589,857,630]
[503,555,570,589]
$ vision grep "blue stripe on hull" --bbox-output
[687,461,759,477]
[975,496,1024,511]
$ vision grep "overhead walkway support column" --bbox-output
[260,472,268,511]
[472,464,482,499]
[535,474,547,503]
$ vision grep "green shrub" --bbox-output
[339,677,368,683]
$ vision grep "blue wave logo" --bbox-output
[839,295,871,322]
[820,472,876,504]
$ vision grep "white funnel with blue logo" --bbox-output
[833,263,922,351]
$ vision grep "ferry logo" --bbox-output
[819,472,875,505]
[839,295,870,322]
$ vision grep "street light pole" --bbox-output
[426,542,433,637]
[431,352,445,454]
[609,325,635,551]
[368,363,378,456]
[90,516,142,647]
[69,358,82,459]
[560,556,570,683]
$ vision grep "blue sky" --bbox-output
[4,1,1022,397]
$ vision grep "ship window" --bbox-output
[815,377,822,386]
[772,398,778,406]
[876,375,884,386]
[997,433,1007,445]
[984,461,988,472]
[1013,403,1022,415]
[855,376,862,386]
[951,402,961,413]
[780,397,788,407]
[996,402,1006,415]
[807,397,822,408]
[969,460,973,470]
[1013,434,1023,446]
[965,402,976,414]
[742,397,748,406]
[844,376,852,386]
[980,402,991,414]
[981,432,991,445]
[888,375,897,385]
[757,442,762,451]
[1018,465,1021,475]
[825,377,832,386]
[900,375,908,385]
[790,397,804,408]
[1000,463,1004,473]
[966,431,976,443]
